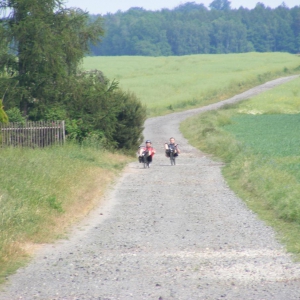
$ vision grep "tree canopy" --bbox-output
[0,0,104,114]
[0,0,147,150]
[91,1,300,56]
[209,0,231,11]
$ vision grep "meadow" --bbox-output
[180,77,300,256]
[0,145,131,282]
[84,52,300,116]
[1,52,300,280]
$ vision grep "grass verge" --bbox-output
[180,76,300,259]
[0,144,132,282]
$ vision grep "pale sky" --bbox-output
[65,0,300,15]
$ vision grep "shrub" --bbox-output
[113,91,147,150]
[5,107,25,123]
[61,70,146,149]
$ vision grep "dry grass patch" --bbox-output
[0,145,132,283]
[50,167,116,239]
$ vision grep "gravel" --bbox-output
[1,75,300,300]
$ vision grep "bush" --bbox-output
[113,91,147,150]
[60,70,146,149]
[5,107,25,123]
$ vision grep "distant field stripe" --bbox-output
[224,114,300,157]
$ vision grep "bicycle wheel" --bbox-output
[143,155,148,168]
[170,152,176,166]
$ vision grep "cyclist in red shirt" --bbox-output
[138,140,156,166]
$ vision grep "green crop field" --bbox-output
[225,114,300,157]
[84,52,300,116]
[236,75,300,115]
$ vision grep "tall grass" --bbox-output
[84,52,300,116]
[0,144,131,281]
[180,76,300,256]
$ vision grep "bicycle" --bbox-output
[166,144,179,166]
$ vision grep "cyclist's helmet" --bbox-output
[145,140,151,143]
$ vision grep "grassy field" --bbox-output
[180,76,300,257]
[225,114,300,157]
[1,52,300,281]
[0,145,131,282]
[84,52,300,116]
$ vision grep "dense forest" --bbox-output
[90,0,300,56]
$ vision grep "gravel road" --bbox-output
[1,75,300,300]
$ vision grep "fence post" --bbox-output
[62,120,65,145]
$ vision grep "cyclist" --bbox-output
[138,140,156,166]
[165,137,180,157]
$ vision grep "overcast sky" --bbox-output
[65,0,300,15]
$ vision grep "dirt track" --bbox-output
[1,75,300,299]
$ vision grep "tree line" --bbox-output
[91,1,300,56]
[0,0,146,151]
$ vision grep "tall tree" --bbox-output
[0,0,104,115]
[209,0,231,11]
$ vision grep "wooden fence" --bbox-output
[0,120,65,148]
